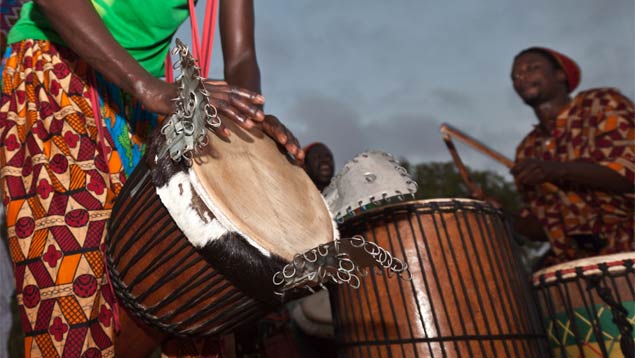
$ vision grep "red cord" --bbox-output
[188,0,201,60]
[165,51,173,83]
[200,0,218,77]
[164,0,218,85]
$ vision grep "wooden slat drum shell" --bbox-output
[107,160,270,338]
[331,199,548,358]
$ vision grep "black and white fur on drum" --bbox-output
[147,130,306,304]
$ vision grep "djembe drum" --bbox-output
[104,40,337,355]
[106,118,337,354]
[532,253,635,358]
[106,40,408,357]
[331,199,548,357]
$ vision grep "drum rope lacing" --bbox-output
[583,261,635,357]
[272,235,412,297]
[159,39,221,165]
[536,258,635,358]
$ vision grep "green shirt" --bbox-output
[8,1,190,77]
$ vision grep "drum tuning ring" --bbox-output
[182,121,195,136]
[350,235,365,248]
[303,250,318,263]
[339,258,355,272]
[207,117,222,128]
[272,272,284,286]
[196,136,209,151]
[348,274,361,289]
[292,254,306,269]
[317,244,329,256]
[363,242,381,256]
[336,269,351,283]
[282,264,297,279]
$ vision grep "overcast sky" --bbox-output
[177,0,635,179]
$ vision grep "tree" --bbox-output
[401,160,522,213]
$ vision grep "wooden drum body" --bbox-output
[107,120,336,341]
[331,199,548,357]
[532,253,635,358]
[108,160,275,338]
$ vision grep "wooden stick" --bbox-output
[439,122,560,193]
[441,130,485,199]
[440,123,515,168]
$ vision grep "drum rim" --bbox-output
[340,197,500,224]
[532,251,635,285]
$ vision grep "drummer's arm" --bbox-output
[512,159,633,194]
[218,0,304,161]
[34,0,176,115]
[33,0,266,139]
[219,0,261,94]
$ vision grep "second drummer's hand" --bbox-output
[511,158,562,186]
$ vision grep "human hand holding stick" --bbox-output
[439,123,559,204]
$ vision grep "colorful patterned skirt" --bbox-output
[0,39,157,357]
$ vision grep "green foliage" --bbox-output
[401,160,522,213]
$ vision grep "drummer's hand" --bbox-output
[260,114,305,162]
[202,79,266,137]
[511,159,563,186]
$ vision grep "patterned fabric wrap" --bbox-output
[0,39,156,357]
[516,88,635,264]
[545,302,635,357]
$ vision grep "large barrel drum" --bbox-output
[331,199,548,357]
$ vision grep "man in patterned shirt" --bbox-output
[509,47,634,266]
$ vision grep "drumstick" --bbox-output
[440,130,485,199]
[439,123,560,194]
[440,123,515,168]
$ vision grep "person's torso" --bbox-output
[8,0,190,76]
[515,88,635,247]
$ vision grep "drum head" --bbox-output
[191,119,334,261]
[532,251,635,284]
